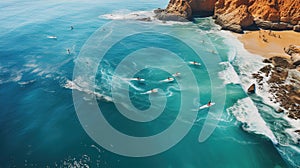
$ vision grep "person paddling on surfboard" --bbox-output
[151,89,157,93]
[207,101,212,107]
[136,77,141,81]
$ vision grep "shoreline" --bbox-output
[234,30,300,122]
[237,30,300,59]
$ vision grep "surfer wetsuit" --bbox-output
[207,101,211,106]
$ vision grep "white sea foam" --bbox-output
[218,62,241,85]
[24,63,38,68]
[285,69,300,86]
[99,9,192,26]
[18,79,35,86]
[0,68,23,85]
[227,97,278,144]
[119,77,145,91]
[222,32,300,145]
[99,9,154,20]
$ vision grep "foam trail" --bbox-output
[99,9,192,26]
[99,9,154,20]
[116,77,144,91]
[64,80,112,102]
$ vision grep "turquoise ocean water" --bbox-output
[0,0,299,167]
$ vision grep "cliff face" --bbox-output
[189,0,216,16]
[214,0,253,33]
[219,0,300,32]
[163,0,216,19]
[248,0,300,24]
[165,0,193,19]
[160,0,300,33]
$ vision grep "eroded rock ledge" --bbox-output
[252,45,300,120]
[155,0,300,33]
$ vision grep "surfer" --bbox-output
[207,101,212,106]
[189,61,200,66]
[136,77,141,81]
[151,89,157,93]
[168,77,172,81]
[67,49,71,55]
[70,26,74,30]
[199,101,214,110]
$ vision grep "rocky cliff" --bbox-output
[156,0,300,33]
[155,0,216,21]
[252,45,300,120]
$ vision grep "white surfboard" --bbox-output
[130,78,145,82]
[142,88,158,94]
[47,35,57,39]
[199,102,215,110]
[160,77,174,83]
[189,61,201,66]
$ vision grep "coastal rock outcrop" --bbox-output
[158,0,300,32]
[285,45,300,66]
[252,49,300,120]
[294,25,300,32]
[214,0,253,33]
[247,83,256,94]
[154,0,192,21]
[155,0,216,21]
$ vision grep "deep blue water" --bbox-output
[0,0,299,167]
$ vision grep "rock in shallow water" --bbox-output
[247,84,256,94]
[136,17,152,22]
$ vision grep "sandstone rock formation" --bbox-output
[189,0,216,16]
[214,0,254,33]
[154,0,192,22]
[248,0,300,24]
[155,0,216,21]
[158,0,300,33]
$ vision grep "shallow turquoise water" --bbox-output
[0,0,298,167]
